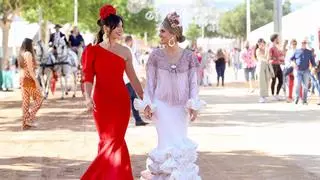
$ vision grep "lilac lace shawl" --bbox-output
[145,48,200,106]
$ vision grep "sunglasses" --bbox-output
[302,42,307,44]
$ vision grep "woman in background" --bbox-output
[19,38,43,130]
[215,48,226,87]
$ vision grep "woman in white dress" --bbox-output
[135,12,204,180]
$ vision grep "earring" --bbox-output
[168,37,176,47]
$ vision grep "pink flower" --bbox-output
[167,12,181,28]
[100,4,117,19]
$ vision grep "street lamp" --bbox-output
[274,0,282,37]
[74,0,78,26]
[246,0,250,39]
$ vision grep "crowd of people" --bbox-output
[245,34,318,105]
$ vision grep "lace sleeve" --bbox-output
[186,52,206,111]
[188,53,200,99]
[133,49,158,112]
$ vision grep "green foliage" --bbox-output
[219,0,292,38]
[185,22,201,42]
[21,0,74,24]
[78,0,158,39]
[20,0,158,39]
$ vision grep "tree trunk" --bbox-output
[1,21,11,67]
[0,19,12,90]
[41,20,49,44]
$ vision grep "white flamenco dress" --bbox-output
[135,48,205,180]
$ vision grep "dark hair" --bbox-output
[125,35,133,43]
[270,33,279,43]
[216,48,224,59]
[254,38,266,58]
[19,38,36,68]
[96,14,124,44]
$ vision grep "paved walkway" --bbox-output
[1,85,320,180]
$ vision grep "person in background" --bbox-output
[19,38,44,130]
[309,48,320,105]
[49,24,67,48]
[215,48,226,87]
[268,33,285,100]
[255,38,274,103]
[291,38,316,105]
[283,39,297,102]
[232,47,241,81]
[202,49,215,86]
[69,26,85,59]
[123,35,148,126]
[240,41,256,92]
[2,59,13,91]
[49,24,67,59]
[140,51,150,66]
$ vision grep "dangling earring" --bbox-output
[168,37,176,47]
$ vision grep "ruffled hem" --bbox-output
[134,98,157,113]
[185,98,206,111]
[141,138,201,180]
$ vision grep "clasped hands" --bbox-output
[143,105,198,121]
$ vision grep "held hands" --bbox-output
[189,109,198,122]
[144,105,153,120]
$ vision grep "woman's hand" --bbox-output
[189,109,198,122]
[144,105,152,120]
[85,97,95,112]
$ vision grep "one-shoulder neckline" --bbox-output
[97,44,126,61]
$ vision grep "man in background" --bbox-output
[124,35,149,126]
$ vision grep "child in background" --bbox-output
[2,59,13,91]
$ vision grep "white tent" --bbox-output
[0,16,39,57]
[0,17,39,47]
[248,1,320,49]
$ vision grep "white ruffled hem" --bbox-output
[185,98,206,111]
[134,98,157,113]
[141,138,201,180]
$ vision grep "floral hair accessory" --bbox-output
[100,4,117,19]
[167,12,181,28]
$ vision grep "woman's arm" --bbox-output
[125,48,144,99]
[24,52,39,87]
[82,44,95,111]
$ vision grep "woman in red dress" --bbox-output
[81,4,144,180]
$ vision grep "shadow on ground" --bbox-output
[0,151,318,180]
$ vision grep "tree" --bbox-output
[78,0,158,40]
[0,0,22,60]
[185,22,201,44]
[219,0,291,38]
[20,0,158,42]
[21,0,74,42]
[204,24,222,38]
[0,0,23,89]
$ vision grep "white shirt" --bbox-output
[285,48,296,68]
[54,32,61,46]
[123,44,141,84]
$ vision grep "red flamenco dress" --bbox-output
[81,44,133,180]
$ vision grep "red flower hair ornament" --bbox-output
[99,4,117,19]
